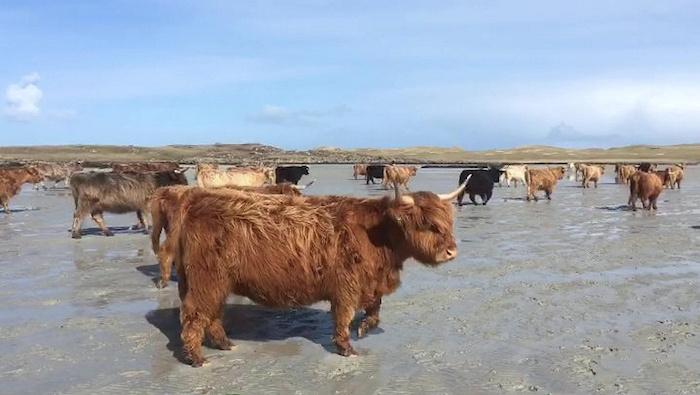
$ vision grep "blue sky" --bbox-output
[1,1,699,149]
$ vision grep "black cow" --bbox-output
[275,165,310,185]
[457,167,502,205]
[637,162,655,173]
[365,165,386,184]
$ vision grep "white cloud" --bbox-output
[4,73,43,121]
[359,75,700,147]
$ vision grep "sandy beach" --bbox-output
[1,165,699,394]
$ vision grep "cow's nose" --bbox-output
[445,248,457,259]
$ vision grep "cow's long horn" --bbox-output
[438,175,471,201]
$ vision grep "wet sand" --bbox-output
[1,166,699,394]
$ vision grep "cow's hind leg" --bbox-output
[71,201,91,238]
[469,193,478,205]
[207,306,234,351]
[331,301,357,357]
[181,305,208,367]
[132,210,147,231]
[358,297,382,338]
[91,212,114,237]
[482,191,492,205]
[180,263,230,366]
[137,210,150,234]
[1,197,10,214]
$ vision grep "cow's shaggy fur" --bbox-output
[353,164,367,180]
[383,165,417,190]
[150,183,305,289]
[628,171,664,211]
[0,166,43,213]
[196,166,275,188]
[70,170,188,238]
[525,166,566,201]
[112,161,180,173]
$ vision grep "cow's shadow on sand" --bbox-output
[691,226,700,230]
[71,226,147,237]
[596,205,633,211]
[146,304,383,364]
[135,264,176,286]
[2,207,40,213]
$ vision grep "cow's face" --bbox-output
[554,166,566,180]
[388,192,458,266]
[302,166,310,175]
[158,170,188,186]
[488,167,501,182]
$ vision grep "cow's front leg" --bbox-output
[358,297,381,338]
[331,301,357,356]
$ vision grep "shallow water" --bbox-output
[1,165,699,394]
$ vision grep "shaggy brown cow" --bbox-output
[70,170,188,239]
[352,164,367,180]
[150,181,313,288]
[196,166,275,188]
[628,171,663,211]
[615,164,636,184]
[382,165,418,190]
[525,166,566,201]
[112,161,180,173]
[666,164,684,189]
[0,166,43,213]
[170,182,466,366]
[581,164,605,188]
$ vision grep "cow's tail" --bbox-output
[69,175,80,209]
[150,192,186,289]
[150,195,166,256]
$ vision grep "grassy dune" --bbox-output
[0,143,699,165]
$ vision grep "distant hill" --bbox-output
[0,143,698,165]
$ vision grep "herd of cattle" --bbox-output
[352,162,685,209]
[0,159,689,366]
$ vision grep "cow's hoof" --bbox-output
[190,358,206,368]
[71,233,82,239]
[156,280,168,289]
[358,323,369,338]
[338,347,358,357]
[214,339,235,351]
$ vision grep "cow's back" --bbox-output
[179,190,338,307]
